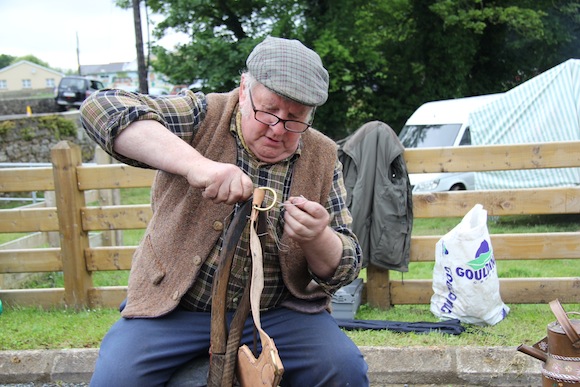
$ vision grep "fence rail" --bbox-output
[1,140,579,309]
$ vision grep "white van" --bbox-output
[399,93,503,192]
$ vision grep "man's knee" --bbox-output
[284,345,368,387]
[330,346,369,384]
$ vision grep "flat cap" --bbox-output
[246,37,329,107]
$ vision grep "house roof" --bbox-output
[80,61,137,75]
[0,60,64,76]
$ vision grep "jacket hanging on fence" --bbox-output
[337,121,413,271]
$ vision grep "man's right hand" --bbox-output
[112,120,254,205]
[187,159,254,205]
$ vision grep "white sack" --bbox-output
[430,204,509,326]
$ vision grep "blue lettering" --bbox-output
[441,267,457,314]
[455,257,497,282]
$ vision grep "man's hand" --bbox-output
[282,197,329,242]
[186,159,254,205]
[283,196,342,279]
[112,120,253,205]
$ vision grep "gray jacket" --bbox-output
[337,121,413,271]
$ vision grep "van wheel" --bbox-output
[450,184,465,191]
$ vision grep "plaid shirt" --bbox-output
[81,89,361,312]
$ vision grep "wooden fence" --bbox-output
[0,140,579,310]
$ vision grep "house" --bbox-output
[0,60,64,92]
[80,60,172,91]
[80,61,135,88]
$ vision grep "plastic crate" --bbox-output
[331,278,363,320]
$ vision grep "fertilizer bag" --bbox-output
[430,204,509,326]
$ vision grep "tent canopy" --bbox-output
[469,59,580,189]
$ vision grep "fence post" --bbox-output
[51,141,93,309]
[366,265,391,309]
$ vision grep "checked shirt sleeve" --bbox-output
[310,159,363,295]
[80,89,207,168]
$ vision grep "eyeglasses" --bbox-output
[248,89,314,133]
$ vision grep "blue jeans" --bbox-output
[90,306,369,387]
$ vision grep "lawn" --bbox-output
[1,188,579,351]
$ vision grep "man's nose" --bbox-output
[270,121,288,135]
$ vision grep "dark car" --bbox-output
[55,76,105,111]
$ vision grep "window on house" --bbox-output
[46,78,56,88]
[0,80,7,89]
[22,79,32,89]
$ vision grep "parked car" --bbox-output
[54,76,105,111]
[169,84,188,95]
[115,84,139,93]
[148,87,169,96]
[399,94,503,192]
[116,85,168,96]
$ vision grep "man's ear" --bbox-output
[239,74,247,103]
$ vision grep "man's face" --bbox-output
[239,81,311,163]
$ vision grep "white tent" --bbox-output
[469,58,580,189]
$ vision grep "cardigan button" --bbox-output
[171,290,179,301]
[212,221,224,231]
[193,255,202,266]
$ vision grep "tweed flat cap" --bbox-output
[246,37,329,107]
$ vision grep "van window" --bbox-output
[459,127,471,146]
[399,124,461,148]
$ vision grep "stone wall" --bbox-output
[0,111,96,164]
[0,97,59,116]
[0,89,60,116]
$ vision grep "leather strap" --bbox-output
[549,299,580,349]
[248,196,268,337]
[236,190,284,386]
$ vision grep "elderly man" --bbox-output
[81,36,369,387]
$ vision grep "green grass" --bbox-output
[0,197,46,244]
[14,269,131,290]
[0,232,28,245]
[1,307,119,350]
[349,303,576,348]
[2,302,578,351]
[1,188,579,351]
[406,212,580,280]
[398,258,580,281]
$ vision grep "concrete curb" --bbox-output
[0,349,96,385]
[0,346,543,386]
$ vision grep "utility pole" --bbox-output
[76,32,81,75]
[132,0,149,94]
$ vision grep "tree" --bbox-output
[128,0,580,138]
[146,0,295,91]
[12,55,50,68]
[0,53,74,74]
[0,54,17,69]
[306,0,580,135]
